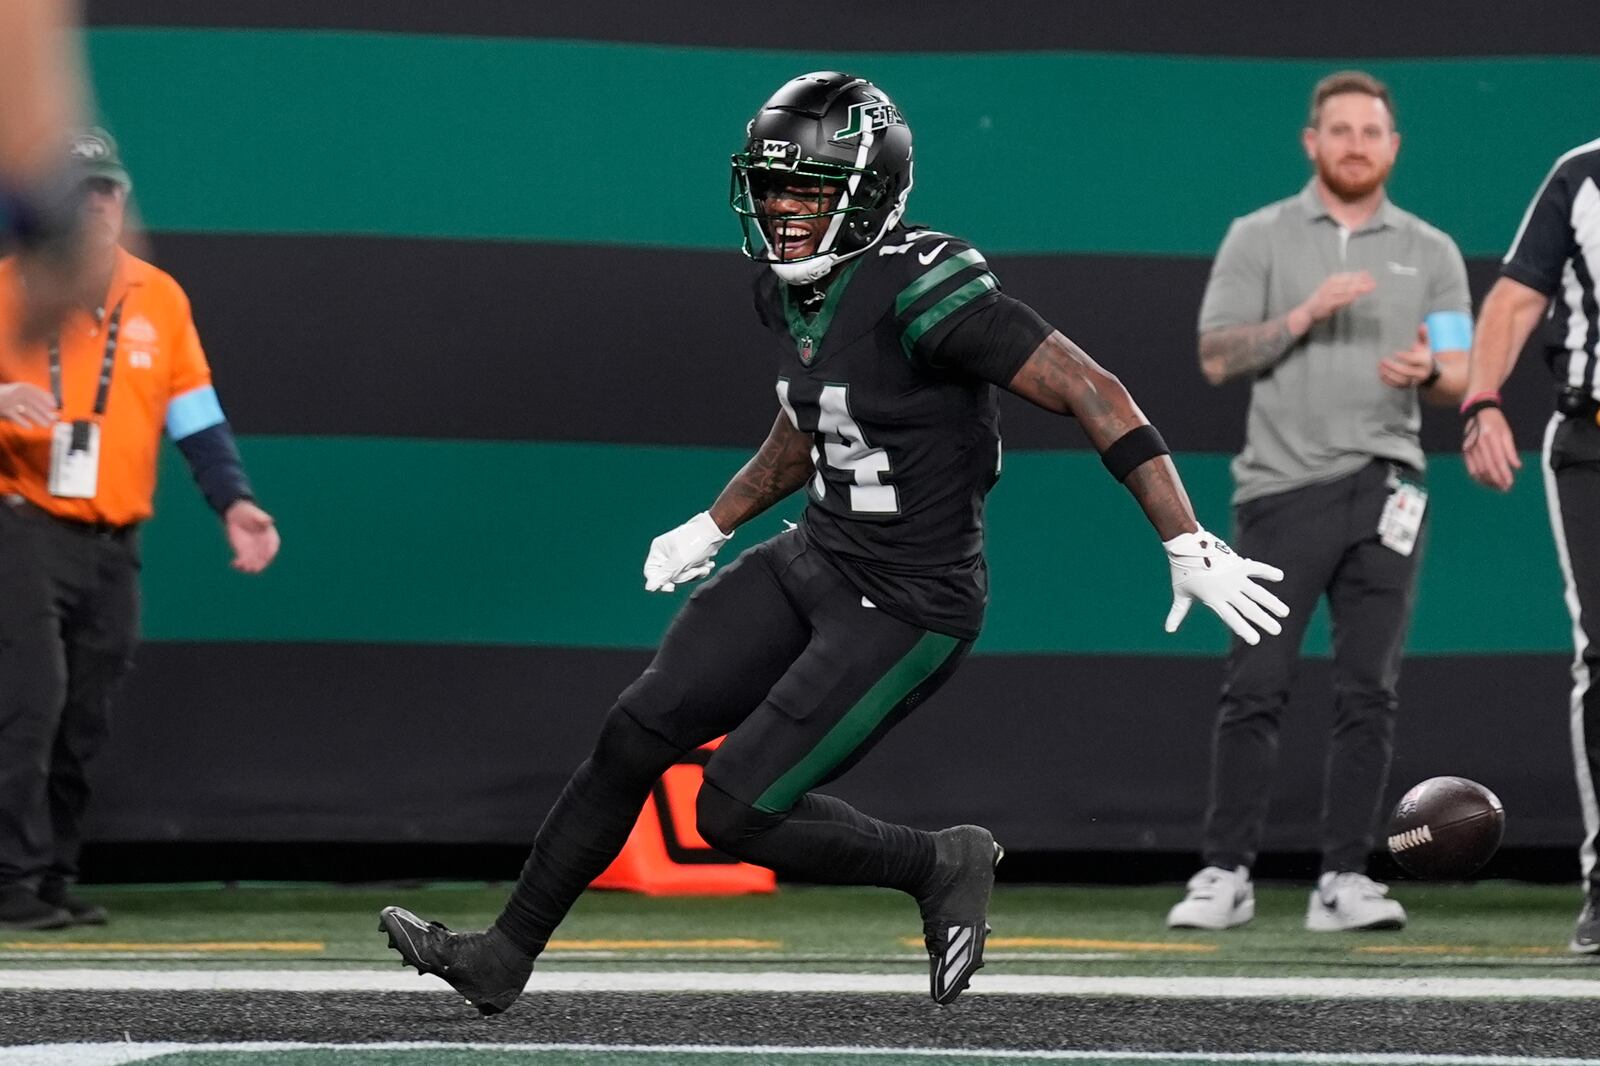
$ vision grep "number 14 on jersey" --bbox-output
[777,379,899,515]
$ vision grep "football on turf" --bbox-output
[1386,776,1505,879]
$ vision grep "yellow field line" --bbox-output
[545,938,780,951]
[899,936,1218,954]
[1,941,324,953]
[1355,944,1559,956]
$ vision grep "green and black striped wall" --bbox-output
[78,3,1600,851]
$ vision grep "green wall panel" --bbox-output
[86,30,1600,256]
[141,437,1567,655]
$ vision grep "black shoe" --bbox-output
[1571,889,1600,955]
[0,885,72,931]
[379,906,533,1015]
[39,881,108,925]
[917,824,1003,1005]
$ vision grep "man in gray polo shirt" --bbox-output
[1166,71,1472,932]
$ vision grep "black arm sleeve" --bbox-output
[1501,158,1577,296]
[926,294,1053,387]
[173,422,255,517]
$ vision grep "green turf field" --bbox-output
[0,881,1593,977]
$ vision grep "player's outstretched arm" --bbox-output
[1008,332,1193,535]
[643,410,813,593]
[1006,332,1289,644]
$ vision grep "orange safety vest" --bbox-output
[0,248,215,527]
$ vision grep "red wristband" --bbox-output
[1459,390,1501,417]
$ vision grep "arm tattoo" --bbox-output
[1007,332,1139,444]
[1198,317,1297,385]
[1122,455,1199,541]
[709,412,814,531]
[1008,332,1199,540]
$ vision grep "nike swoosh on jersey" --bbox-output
[917,241,950,265]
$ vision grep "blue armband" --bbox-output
[165,385,226,440]
[1425,311,1473,353]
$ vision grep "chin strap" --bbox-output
[770,256,839,285]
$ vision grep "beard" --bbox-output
[1317,153,1392,201]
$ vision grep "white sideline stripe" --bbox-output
[4,1044,1600,1066]
[1,969,1599,998]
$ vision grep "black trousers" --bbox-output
[627,528,971,811]
[1542,413,1600,896]
[0,497,139,889]
[494,527,973,953]
[1203,460,1424,874]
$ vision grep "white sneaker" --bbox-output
[1166,866,1254,929]
[1305,871,1406,931]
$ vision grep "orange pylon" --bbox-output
[590,738,777,896]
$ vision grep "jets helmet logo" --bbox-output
[760,139,801,169]
[832,100,905,141]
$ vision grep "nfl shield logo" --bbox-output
[799,336,815,365]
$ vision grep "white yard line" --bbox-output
[0,969,1599,998]
[4,1043,1600,1065]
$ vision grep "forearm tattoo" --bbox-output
[711,414,814,530]
[1199,317,1296,384]
[1122,456,1198,541]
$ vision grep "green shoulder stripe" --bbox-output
[894,247,987,315]
[900,273,999,356]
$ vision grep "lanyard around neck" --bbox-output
[47,299,125,418]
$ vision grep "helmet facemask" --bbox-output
[732,157,902,283]
[731,111,912,284]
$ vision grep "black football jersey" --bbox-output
[751,225,1046,638]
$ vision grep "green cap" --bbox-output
[66,127,132,191]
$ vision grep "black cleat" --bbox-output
[378,906,534,1015]
[1571,890,1600,956]
[39,881,108,926]
[0,885,71,931]
[917,824,1003,1005]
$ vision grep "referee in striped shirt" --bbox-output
[1462,135,1600,954]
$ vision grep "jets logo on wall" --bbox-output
[832,100,905,141]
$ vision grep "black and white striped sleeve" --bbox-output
[1502,156,1579,296]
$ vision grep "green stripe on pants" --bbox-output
[754,631,961,814]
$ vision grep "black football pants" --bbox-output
[494,528,971,955]
[1542,414,1600,897]
[0,497,139,891]
[1203,460,1424,875]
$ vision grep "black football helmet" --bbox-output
[731,71,913,283]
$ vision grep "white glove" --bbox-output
[643,511,730,592]
[1163,528,1289,646]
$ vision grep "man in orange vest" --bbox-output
[0,128,280,929]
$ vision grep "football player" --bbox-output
[380,71,1289,1014]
